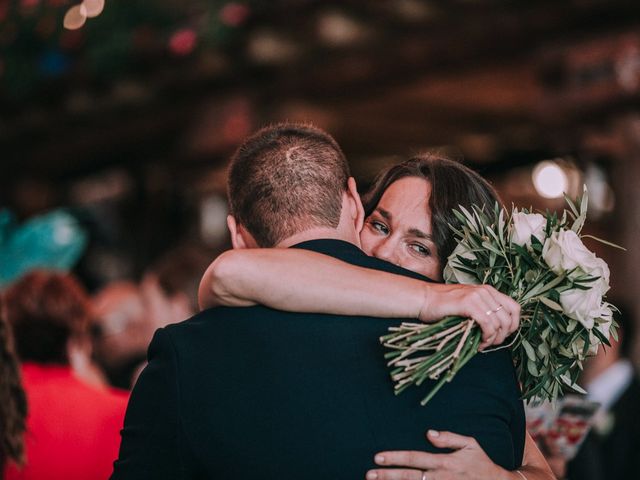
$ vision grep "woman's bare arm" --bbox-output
[198,248,521,346]
[199,248,428,317]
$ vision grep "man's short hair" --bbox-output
[227,123,350,247]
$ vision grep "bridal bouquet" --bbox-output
[381,188,619,405]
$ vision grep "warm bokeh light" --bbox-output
[169,28,197,56]
[83,0,105,19]
[247,30,299,64]
[317,10,367,46]
[219,2,250,27]
[63,4,87,31]
[532,160,569,199]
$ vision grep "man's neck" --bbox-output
[276,228,361,249]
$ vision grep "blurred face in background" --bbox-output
[91,276,193,372]
[360,177,442,281]
[92,282,147,369]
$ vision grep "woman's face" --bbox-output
[360,177,442,281]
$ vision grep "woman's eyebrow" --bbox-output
[377,207,433,241]
[376,207,392,221]
[408,228,433,241]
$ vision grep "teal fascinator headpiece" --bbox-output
[0,209,88,288]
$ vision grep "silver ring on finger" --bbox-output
[421,471,428,480]
[485,309,494,316]
[493,304,504,313]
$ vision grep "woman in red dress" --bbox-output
[3,271,128,480]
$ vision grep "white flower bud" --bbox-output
[511,212,546,247]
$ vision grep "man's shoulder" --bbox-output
[162,306,266,338]
[167,304,394,334]
[161,305,371,344]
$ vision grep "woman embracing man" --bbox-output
[113,123,555,480]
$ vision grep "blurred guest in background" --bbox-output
[92,273,191,390]
[0,301,27,476]
[91,243,210,390]
[92,280,150,390]
[149,243,214,316]
[543,306,640,480]
[566,306,640,480]
[3,271,128,480]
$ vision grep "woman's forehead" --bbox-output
[376,177,433,235]
[378,177,431,209]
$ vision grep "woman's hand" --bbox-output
[366,430,511,480]
[366,430,555,480]
[420,284,521,349]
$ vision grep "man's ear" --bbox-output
[226,215,258,249]
[346,177,365,233]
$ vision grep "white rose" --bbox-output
[444,242,480,285]
[587,257,611,294]
[542,230,611,293]
[559,287,604,330]
[511,212,547,247]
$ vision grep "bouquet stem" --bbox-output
[383,318,483,404]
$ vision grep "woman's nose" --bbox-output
[372,238,399,265]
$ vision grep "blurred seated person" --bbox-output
[92,275,188,389]
[3,271,128,480]
[544,305,640,480]
[0,300,27,475]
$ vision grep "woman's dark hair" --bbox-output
[0,298,27,471]
[4,271,91,364]
[363,153,502,269]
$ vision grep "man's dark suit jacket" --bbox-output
[111,239,525,479]
[568,372,640,480]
